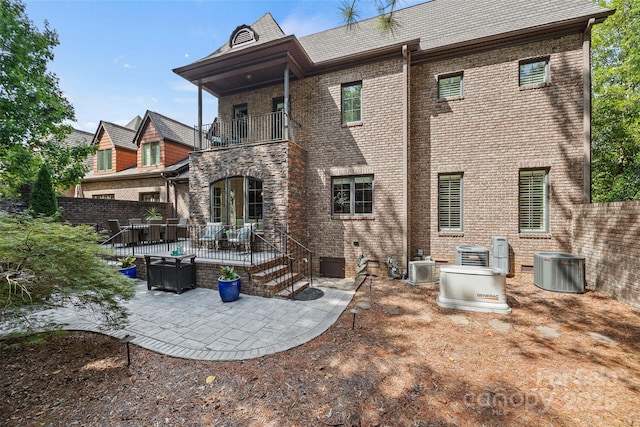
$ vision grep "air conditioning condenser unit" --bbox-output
[455,245,489,267]
[407,260,436,285]
[533,253,585,293]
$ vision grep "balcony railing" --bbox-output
[194,111,300,151]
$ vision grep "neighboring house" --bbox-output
[173,0,613,277]
[58,128,94,197]
[79,111,193,219]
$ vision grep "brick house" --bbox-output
[173,0,612,277]
[80,110,193,219]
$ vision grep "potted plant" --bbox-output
[145,207,163,222]
[218,266,240,302]
[118,256,137,279]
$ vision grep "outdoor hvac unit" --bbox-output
[492,236,510,274]
[455,245,489,267]
[407,260,436,285]
[533,253,585,294]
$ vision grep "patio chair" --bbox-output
[107,219,139,246]
[199,222,225,250]
[227,223,256,252]
[147,220,164,243]
[177,218,188,239]
[165,218,179,242]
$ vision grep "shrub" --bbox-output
[0,214,135,332]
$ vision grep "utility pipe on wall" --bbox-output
[402,44,410,272]
[582,17,595,205]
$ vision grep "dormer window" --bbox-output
[229,25,258,48]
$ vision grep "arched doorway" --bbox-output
[210,176,263,228]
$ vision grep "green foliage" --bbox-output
[145,207,163,221]
[0,214,135,332]
[340,0,400,33]
[118,257,136,269]
[219,266,239,281]
[29,164,59,217]
[0,0,87,197]
[592,0,640,202]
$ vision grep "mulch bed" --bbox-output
[2,275,640,426]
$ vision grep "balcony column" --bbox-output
[284,62,290,141]
[197,82,203,149]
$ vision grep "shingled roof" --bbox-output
[175,0,612,96]
[298,0,612,64]
[135,110,194,148]
[200,13,287,61]
[96,121,137,150]
[63,129,93,147]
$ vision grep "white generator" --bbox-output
[437,265,511,314]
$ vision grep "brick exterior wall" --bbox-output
[216,59,407,276]
[188,141,307,244]
[81,176,170,203]
[198,33,591,278]
[57,197,172,232]
[411,34,585,270]
[572,201,640,308]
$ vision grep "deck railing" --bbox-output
[104,223,313,288]
[194,111,300,150]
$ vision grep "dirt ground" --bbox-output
[2,274,640,427]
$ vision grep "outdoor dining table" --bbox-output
[126,223,166,244]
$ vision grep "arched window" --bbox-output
[210,176,263,227]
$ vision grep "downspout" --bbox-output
[582,18,595,204]
[198,83,203,150]
[284,62,290,141]
[160,173,176,217]
[402,45,410,273]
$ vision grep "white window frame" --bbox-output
[332,175,373,216]
[97,148,112,172]
[341,81,362,125]
[519,58,549,87]
[519,169,549,233]
[438,173,463,232]
[142,141,160,167]
[438,73,463,99]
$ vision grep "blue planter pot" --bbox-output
[218,278,241,302]
[119,266,137,279]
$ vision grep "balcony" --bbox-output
[194,111,299,151]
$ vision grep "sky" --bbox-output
[22,0,421,134]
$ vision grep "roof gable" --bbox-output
[95,121,137,150]
[199,12,286,62]
[134,110,194,147]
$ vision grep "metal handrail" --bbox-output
[195,111,301,150]
[103,224,313,289]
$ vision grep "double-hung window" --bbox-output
[332,175,373,216]
[142,141,160,167]
[519,169,549,233]
[97,149,112,172]
[438,73,463,99]
[519,58,549,86]
[341,81,362,125]
[438,174,463,232]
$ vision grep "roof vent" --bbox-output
[229,25,258,48]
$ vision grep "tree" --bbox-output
[339,0,401,33]
[0,214,135,331]
[29,164,58,217]
[0,0,93,197]
[591,0,640,202]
